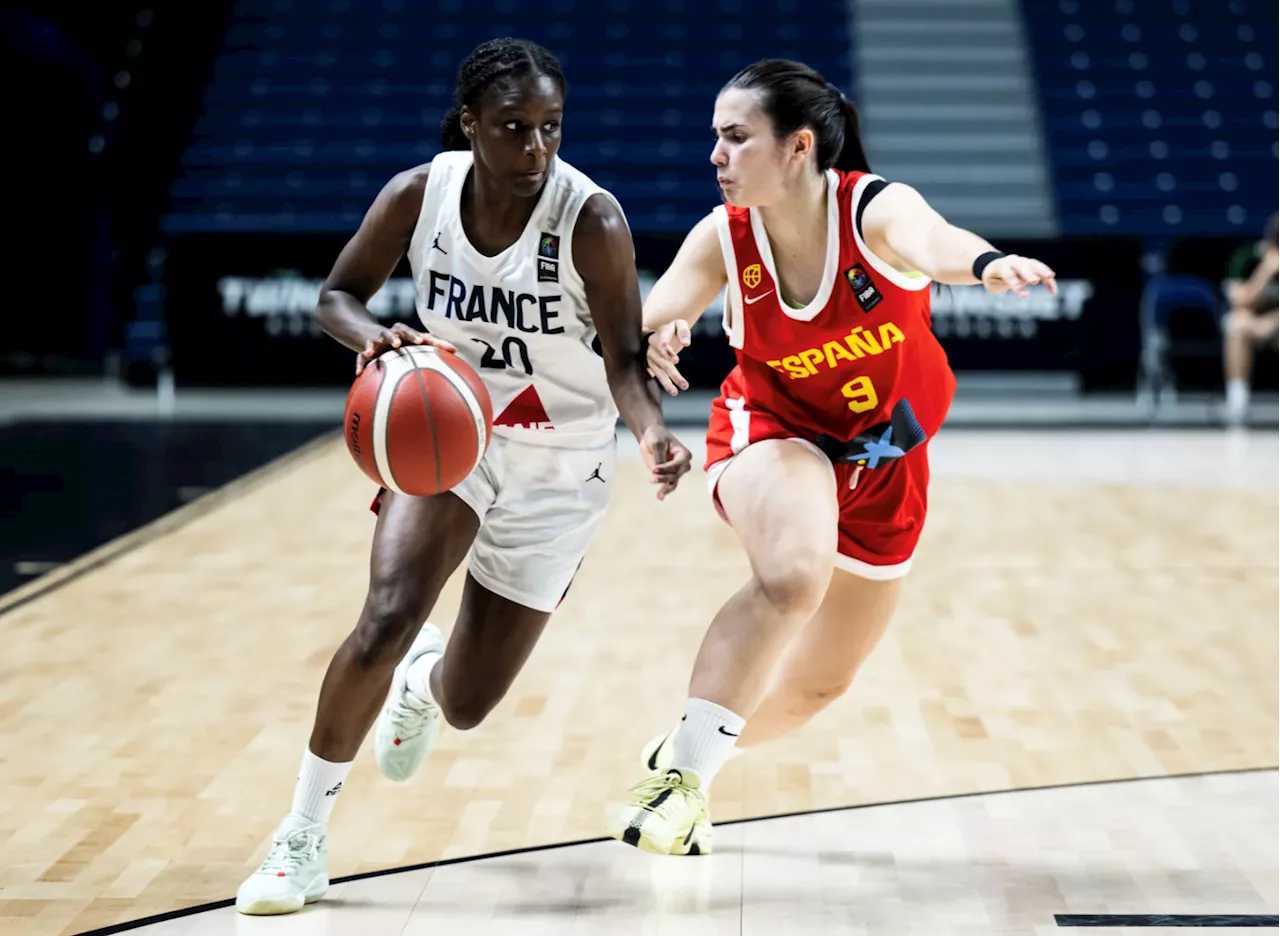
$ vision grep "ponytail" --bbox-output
[724,60,872,175]
[832,92,871,173]
[439,105,468,151]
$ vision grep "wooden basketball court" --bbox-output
[0,430,1275,935]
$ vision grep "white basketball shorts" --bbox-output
[448,433,616,612]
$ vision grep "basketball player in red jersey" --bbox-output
[237,39,690,913]
[607,60,1057,855]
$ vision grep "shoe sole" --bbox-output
[607,809,677,855]
[669,820,713,856]
[236,879,327,915]
[607,810,712,856]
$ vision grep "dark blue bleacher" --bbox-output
[162,0,851,234]
[1023,0,1277,236]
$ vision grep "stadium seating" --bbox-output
[1022,0,1278,236]
[161,0,853,234]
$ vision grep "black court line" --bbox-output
[0,429,339,621]
[69,765,1277,936]
[1057,914,1278,927]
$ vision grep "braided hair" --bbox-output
[439,38,567,151]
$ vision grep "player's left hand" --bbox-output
[981,255,1058,299]
[638,425,692,501]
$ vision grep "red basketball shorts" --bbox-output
[703,390,931,580]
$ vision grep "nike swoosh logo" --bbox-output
[717,726,740,737]
[647,733,669,771]
[743,290,774,305]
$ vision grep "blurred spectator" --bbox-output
[1222,213,1279,425]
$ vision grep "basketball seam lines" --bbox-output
[432,369,478,462]
[406,350,443,494]
[429,356,487,472]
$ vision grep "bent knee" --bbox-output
[1225,309,1255,337]
[755,560,831,620]
[352,587,428,669]
[438,693,499,731]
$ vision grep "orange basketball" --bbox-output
[344,345,493,497]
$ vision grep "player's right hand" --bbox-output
[356,323,456,376]
[645,319,692,396]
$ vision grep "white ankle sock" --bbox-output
[289,748,353,826]
[1227,379,1249,411]
[670,698,746,788]
[662,725,743,760]
[405,652,443,706]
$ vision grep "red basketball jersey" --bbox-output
[712,170,956,446]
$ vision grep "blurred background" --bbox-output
[1,0,1276,593]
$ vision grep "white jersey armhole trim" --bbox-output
[713,206,745,350]
[405,170,435,277]
[409,154,458,315]
[850,173,932,292]
[560,187,628,294]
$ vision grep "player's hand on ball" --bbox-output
[981,255,1058,299]
[646,320,692,396]
[356,323,457,375]
[639,425,692,501]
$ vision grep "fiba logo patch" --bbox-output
[742,263,762,290]
[537,233,559,282]
[845,264,882,313]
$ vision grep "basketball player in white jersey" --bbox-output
[236,38,691,914]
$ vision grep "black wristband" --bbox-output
[972,251,1006,281]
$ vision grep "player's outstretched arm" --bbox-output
[642,213,727,330]
[641,213,728,395]
[861,183,1058,298]
[317,166,455,374]
[574,193,692,500]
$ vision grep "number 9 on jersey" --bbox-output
[840,375,879,414]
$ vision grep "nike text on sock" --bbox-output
[670,698,746,788]
[290,748,354,826]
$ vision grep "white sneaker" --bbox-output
[375,622,444,781]
[236,815,328,915]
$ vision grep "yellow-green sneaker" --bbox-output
[641,728,676,774]
[607,768,713,856]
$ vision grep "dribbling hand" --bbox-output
[355,323,457,376]
[639,425,692,501]
[645,320,693,396]
[981,255,1058,299]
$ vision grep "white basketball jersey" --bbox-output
[408,150,621,449]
